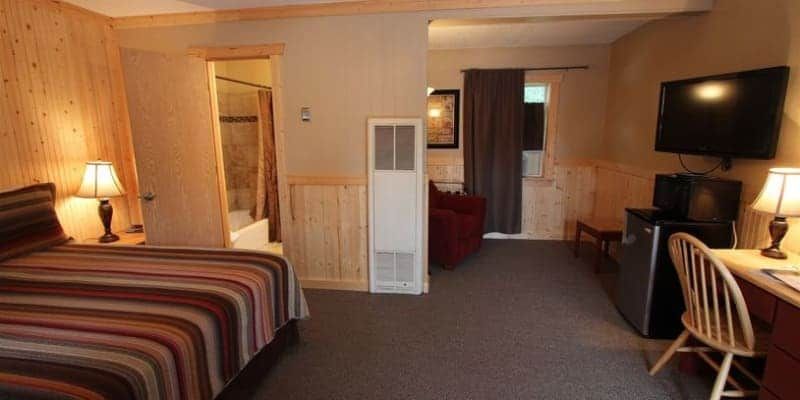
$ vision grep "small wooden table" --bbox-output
[82,231,145,246]
[574,217,623,272]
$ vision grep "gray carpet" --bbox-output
[252,240,711,399]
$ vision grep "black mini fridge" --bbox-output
[615,208,735,338]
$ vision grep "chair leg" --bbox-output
[574,225,581,257]
[649,330,690,376]
[710,352,734,400]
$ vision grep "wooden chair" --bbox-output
[649,232,767,400]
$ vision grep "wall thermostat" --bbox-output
[301,107,311,122]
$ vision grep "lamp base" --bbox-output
[99,232,120,243]
[761,216,789,259]
[97,198,119,243]
[761,246,787,259]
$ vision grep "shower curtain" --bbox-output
[255,89,281,242]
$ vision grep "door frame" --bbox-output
[187,44,289,249]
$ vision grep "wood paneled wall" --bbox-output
[427,158,595,240]
[427,158,464,193]
[383,154,800,284]
[592,160,655,223]
[283,176,368,291]
[591,160,800,256]
[519,164,596,239]
[426,156,789,257]
[0,0,140,241]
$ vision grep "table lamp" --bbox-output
[751,167,800,259]
[76,160,126,243]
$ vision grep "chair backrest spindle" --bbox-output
[667,233,755,351]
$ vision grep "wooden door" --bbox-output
[120,48,225,247]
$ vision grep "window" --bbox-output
[524,85,547,103]
[523,84,548,177]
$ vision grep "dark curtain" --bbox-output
[523,103,545,151]
[255,90,281,242]
[463,69,525,234]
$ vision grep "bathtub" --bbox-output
[228,209,269,250]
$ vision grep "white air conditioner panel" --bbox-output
[373,171,416,253]
[368,118,423,295]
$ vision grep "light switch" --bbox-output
[301,107,311,122]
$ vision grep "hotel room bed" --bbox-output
[0,183,309,400]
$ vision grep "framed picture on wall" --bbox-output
[427,89,460,149]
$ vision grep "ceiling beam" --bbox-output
[111,0,620,29]
[187,43,285,60]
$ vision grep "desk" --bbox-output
[713,249,800,400]
[82,231,145,246]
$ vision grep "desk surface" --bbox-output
[81,231,145,246]
[713,249,800,309]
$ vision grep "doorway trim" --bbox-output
[188,44,289,249]
[187,44,285,61]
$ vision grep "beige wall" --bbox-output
[601,0,800,199]
[427,45,610,165]
[116,14,428,177]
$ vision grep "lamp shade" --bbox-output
[751,167,800,217]
[75,161,125,199]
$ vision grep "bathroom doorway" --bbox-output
[212,58,283,254]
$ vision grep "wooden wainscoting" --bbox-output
[426,157,595,240]
[589,160,800,257]
[737,205,773,250]
[279,162,793,289]
[554,162,597,239]
[427,157,464,192]
[590,161,658,258]
[284,175,369,291]
[0,0,141,241]
[593,160,656,223]
[521,163,596,239]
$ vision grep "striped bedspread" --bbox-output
[0,244,308,400]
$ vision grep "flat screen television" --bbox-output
[655,66,790,160]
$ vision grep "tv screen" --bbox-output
[655,66,790,159]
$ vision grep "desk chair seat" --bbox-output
[681,313,771,358]
[649,233,766,400]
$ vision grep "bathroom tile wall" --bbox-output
[218,91,260,213]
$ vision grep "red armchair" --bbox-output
[428,181,487,269]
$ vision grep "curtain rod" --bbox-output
[460,65,589,73]
[215,75,271,90]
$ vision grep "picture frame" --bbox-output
[426,89,460,149]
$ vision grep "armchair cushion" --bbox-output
[439,195,486,221]
[457,214,482,239]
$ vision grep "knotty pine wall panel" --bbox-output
[423,153,792,262]
[284,178,368,291]
[520,164,596,239]
[591,161,800,257]
[0,0,140,241]
[592,161,655,223]
[427,157,596,240]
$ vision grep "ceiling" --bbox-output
[65,0,712,20]
[428,16,655,49]
[65,0,353,17]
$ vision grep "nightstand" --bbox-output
[82,231,145,245]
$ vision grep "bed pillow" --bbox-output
[0,183,69,261]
